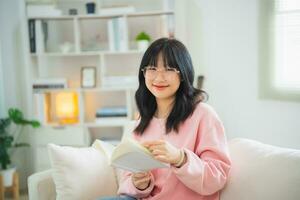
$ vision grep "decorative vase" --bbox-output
[60,42,73,53]
[0,166,16,187]
[86,2,96,14]
[137,40,149,51]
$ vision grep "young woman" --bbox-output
[100,38,231,200]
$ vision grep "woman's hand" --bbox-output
[143,140,182,165]
[132,172,151,190]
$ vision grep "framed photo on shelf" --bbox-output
[81,67,96,88]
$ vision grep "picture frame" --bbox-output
[81,67,96,88]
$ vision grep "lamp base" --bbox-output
[59,118,79,125]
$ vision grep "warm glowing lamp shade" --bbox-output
[55,92,79,124]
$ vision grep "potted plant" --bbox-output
[0,108,40,186]
[135,31,151,51]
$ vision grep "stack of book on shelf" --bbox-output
[27,5,62,53]
[32,78,68,93]
[95,106,127,120]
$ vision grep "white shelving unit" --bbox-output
[26,0,175,145]
[29,11,174,122]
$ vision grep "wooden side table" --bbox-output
[0,171,19,200]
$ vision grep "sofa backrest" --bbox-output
[221,138,300,200]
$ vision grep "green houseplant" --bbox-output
[0,108,40,186]
[135,31,151,51]
[135,31,151,42]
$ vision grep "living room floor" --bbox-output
[6,196,28,200]
[5,192,28,200]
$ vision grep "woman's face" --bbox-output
[144,53,181,101]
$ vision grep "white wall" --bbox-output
[184,0,300,149]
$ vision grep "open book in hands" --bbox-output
[93,138,169,172]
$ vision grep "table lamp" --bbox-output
[55,92,79,124]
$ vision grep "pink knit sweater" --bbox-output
[118,103,231,200]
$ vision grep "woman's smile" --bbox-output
[152,84,169,90]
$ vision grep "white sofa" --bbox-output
[28,138,300,200]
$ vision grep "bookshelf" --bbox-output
[26,0,175,148]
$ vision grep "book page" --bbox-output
[112,152,169,172]
[111,138,169,172]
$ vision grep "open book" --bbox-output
[93,138,169,172]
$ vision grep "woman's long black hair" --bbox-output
[134,38,207,135]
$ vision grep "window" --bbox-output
[260,0,300,101]
[275,1,300,89]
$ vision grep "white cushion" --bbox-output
[48,143,118,200]
[221,138,300,200]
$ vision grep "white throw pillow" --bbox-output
[221,138,300,200]
[48,143,118,200]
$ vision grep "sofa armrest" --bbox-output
[28,169,56,200]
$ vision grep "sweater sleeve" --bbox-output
[171,106,231,196]
[117,170,155,198]
[117,120,155,198]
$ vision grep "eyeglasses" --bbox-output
[141,66,180,79]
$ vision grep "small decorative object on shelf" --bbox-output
[86,2,96,14]
[135,31,151,51]
[69,8,78,15]
[81,67,96,88]
[59,42,74,54]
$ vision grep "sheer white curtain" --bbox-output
[274,0,300,90]
[0,40,5,117]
